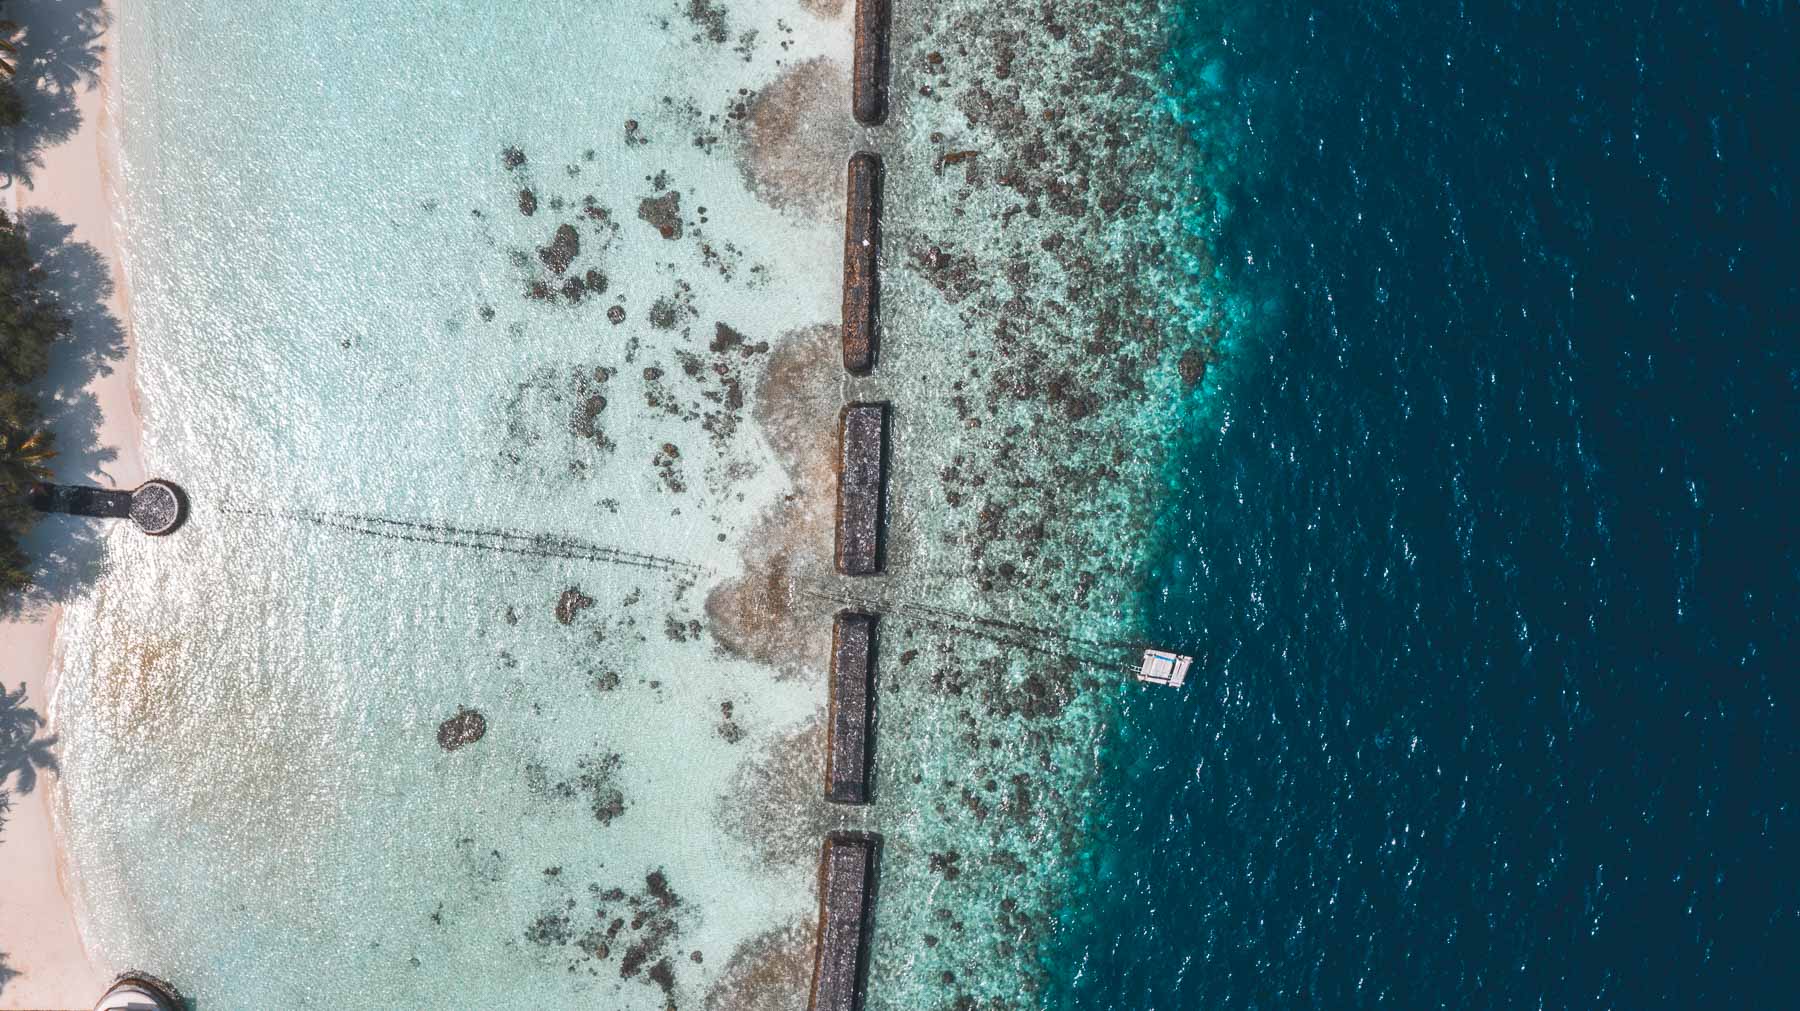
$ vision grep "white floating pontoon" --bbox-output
[1133,649,1193,688]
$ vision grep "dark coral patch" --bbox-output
[555,587,595,624]
[637,190,683,239]
[437,708,487,751]
[539,223,580,274]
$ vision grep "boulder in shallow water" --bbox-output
[438,707,487,751]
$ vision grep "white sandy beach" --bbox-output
[1,2,135,1007]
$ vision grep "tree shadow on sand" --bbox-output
[0,0,108,190]
[0,788,10,996]
[0,683,57,1001]
[1,208,129,617]
[0,681,57,800]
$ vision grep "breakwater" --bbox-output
[840,152,883,375]
[826,611,878,805]
[833,403,890,576]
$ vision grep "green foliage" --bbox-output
[0,14,19,125]
[0,208,68,595]
[0,6,63,596]
[0,82,22,128]
[0,17,17,81]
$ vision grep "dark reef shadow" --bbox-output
[701,914,814,1011]
[704,325,842,678]
[732,56,862,222]
[2,209,130,617]
[0,0,108,190]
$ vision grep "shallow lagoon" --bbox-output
[54,1,1230,1006]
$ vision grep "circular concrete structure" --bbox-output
[92,975,180,1011]
[129,479,187,536]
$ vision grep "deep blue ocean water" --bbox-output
[1059,2,1798,1006]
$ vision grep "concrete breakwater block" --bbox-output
[835,403,889,576]
[809,832,881,1011]
[852,0,891,125]
[826,611,878,804]
[841,152,883,376]
[27,482,132,519]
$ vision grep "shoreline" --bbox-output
[0,1,137,1006]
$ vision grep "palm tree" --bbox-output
[0,20,18,80]
[0,428,53,487]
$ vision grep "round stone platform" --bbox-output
[129,479,187,536]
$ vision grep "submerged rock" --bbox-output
[501,146,527,170]
[556,587,596,625]
[682,0,729,44]
[1178,348,1207,387]
[637,190,683,239]
[437,707,487,751]
[710,321,768,356]
[539,223,581,273]
[572,393,608,440]
[518,188,538,216]
[648,298,678,329]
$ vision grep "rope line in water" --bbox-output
[225,506,704,576]
[900,598,1142,653]
[230,505,1164,667]
[796,585,1122,669]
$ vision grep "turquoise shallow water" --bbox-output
[54,1,1237,1007]
[59,2,840,1006]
